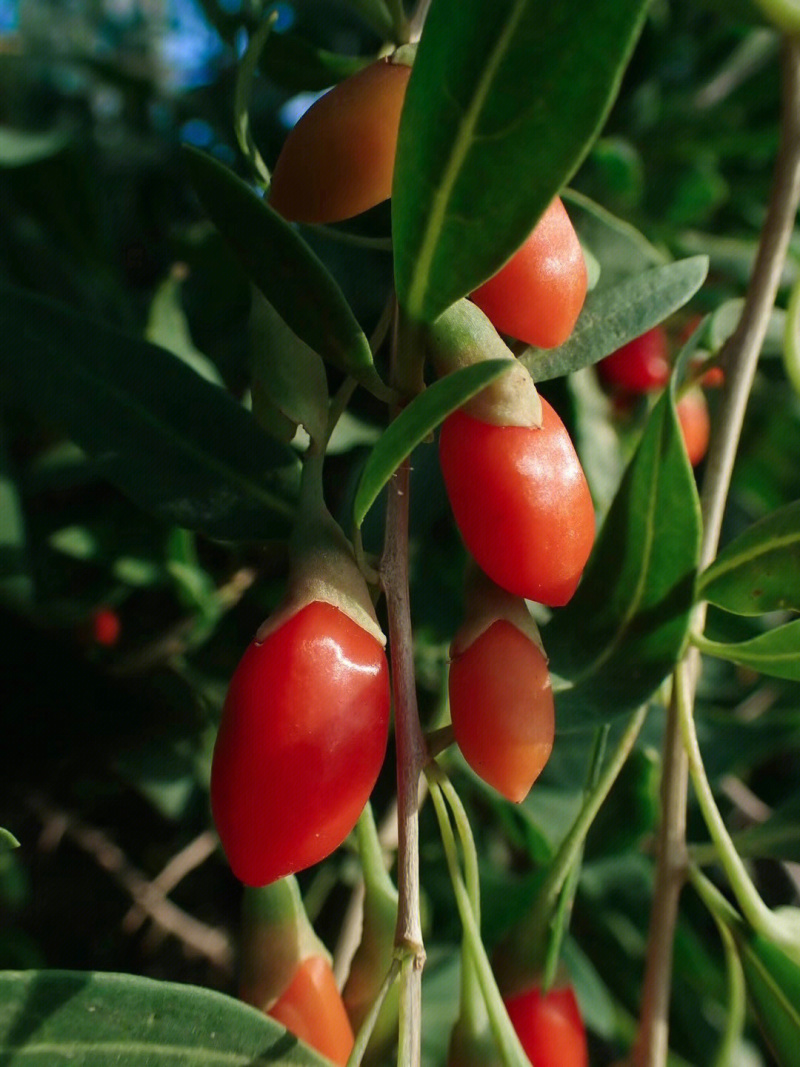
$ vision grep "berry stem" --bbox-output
[381,305,428,1064]
[634,35,800,1067]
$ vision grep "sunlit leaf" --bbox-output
[694,622,800,681]
[520,257,709,383]
[0,970,331,1065]
[546,384,702,730]
[393,0,651,321]
[698,501,800,615]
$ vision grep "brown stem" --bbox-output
[633,36,800,1067]
[381,457,427,1066]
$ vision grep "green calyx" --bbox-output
[239,876,327,1011]
[256,452,385,647]
[343,806,400,1058]
[451,563,546,659]
[425,300,542,427]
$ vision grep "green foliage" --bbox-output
[546,383,702,729]
[0,971,331,1065]
[0,282,300,541]
[392,0,651,320]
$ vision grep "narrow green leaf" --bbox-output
[698,501,800,615]
[546,385,702,729]
[146,275,224,386]
[693,622,800,682]
[0,283,300,541]
[0,829,19,852]
[393,0,651,321]
[353,360,512,528]
[0,430,33,608]
[182,147,394,402]
[0,970,331,1065]
[249,292,330,449]
[738,933,800,1067]
[259,33,370,93]
[520,257,709,383]
[0,126,70,168]
[234,14,276,186]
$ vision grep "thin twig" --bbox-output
[123,830,219,934]
[109,567,257,676]
[633,37,800,1067]
[27,794,233,973]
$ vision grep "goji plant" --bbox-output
[2,2,800,1067]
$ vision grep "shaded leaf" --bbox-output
[698,501,800,615]
[183,147,393,402]
[739,932,800,1066]
[0,970,331,1065]
[0,431,33,608]
[259,33,370,93]
[0,126,71,168]
[520,257,709,383]
[694,622,800,682]
[0,283,299,541]
[353,360,512,528]
[393,0,651,321]
[0,829,19,853]
[146,274,224,386]
[249,292,329,449]
[546,386,702,730]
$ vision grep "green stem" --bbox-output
[428,779,531,1067]
[711,916,747,1067]
[356,803,393,895]
[515,705,648,967]
[634,37,800,1067]
[346,958,401,1067]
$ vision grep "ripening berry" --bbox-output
[211,601,390,886]
[269,59,412,224]
[439,401,595,606]
[471,198,587,349]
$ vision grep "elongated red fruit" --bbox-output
[211,601,390,886]
[597,326,670,393]
[677,387,710,467]
[439,401,595,606]
[268,955,355,1066]
[450,619,554,802]
[471,198,587,349]
[504,984,589,1067]
[269,59,412,224]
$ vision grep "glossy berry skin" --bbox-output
[211,601,390,887]
[268,955,354,1066]
[677,388,711,467]
[269,60,412,224]
[504,985,588,1067]
[471,199,587,349]
[439,402,595,606]
[449,620,554,803]
[597,326,670,394]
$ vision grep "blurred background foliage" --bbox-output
[1,1,799,1064]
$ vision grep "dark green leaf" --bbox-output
[392,0,651,321]
[698,501,800,615]
[0,970,331,1064]
[693,622,800,681]
[182,147,394,402]
[0,830,19,853]
[353,359,513,528]
[738,932,800,1066]
[520,257,709,383]
[0,283,299,541]
[0,431,33,608]
[260,33,370,93]
[249,292,330,449]
[546,387,702,729]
